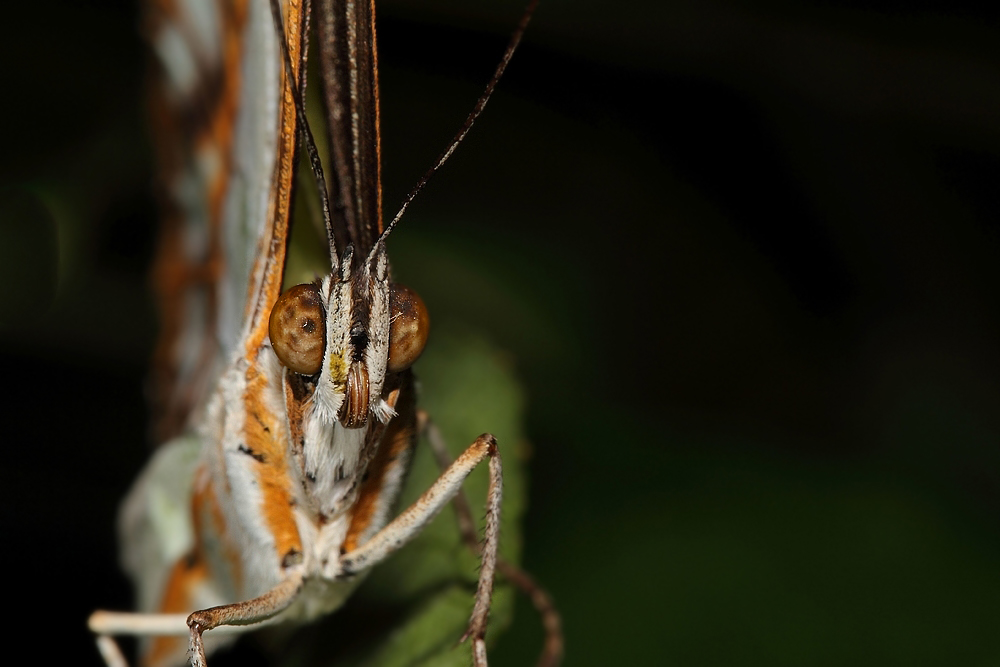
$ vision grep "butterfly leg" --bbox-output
[418,412,564,667]
[339,433,502,667]
[89,562,302,667]
[89,606,274,667]
[95,633,128,667]
[88,611,190,667]
[184,567,304,667]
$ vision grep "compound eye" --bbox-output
[269,284,326,375]
[387,284,429,373]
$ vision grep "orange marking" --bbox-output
[147,0,250,442]
[144,462,246,667]
[144,553,207,667]
[192,465,244,592]
[244,0,305,355]
[344,382,416,553]
[243,349,303,561]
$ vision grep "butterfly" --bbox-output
[87,0,560,666]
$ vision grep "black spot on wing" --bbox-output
[282,549,303,569]
[238,443,266,463]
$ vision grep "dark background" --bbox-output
[3,0,1000,664]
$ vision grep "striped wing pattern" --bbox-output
[145,0,306,442]
[134,2,308,663]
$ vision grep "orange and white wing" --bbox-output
[144,0,302,444]
[120,2,306,664]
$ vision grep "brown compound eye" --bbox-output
[387,284,429,373]
[269,284,326,375]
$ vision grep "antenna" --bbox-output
[270,0,341,273]
[367,0,540,264]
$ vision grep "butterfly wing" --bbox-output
[124,3,307,664]
[146,0,306,442]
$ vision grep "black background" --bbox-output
[2,0,1000,664]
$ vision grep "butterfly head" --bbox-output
[268,241,428,429]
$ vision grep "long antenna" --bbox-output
[270,0,340,272]
[367,0,540,263]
